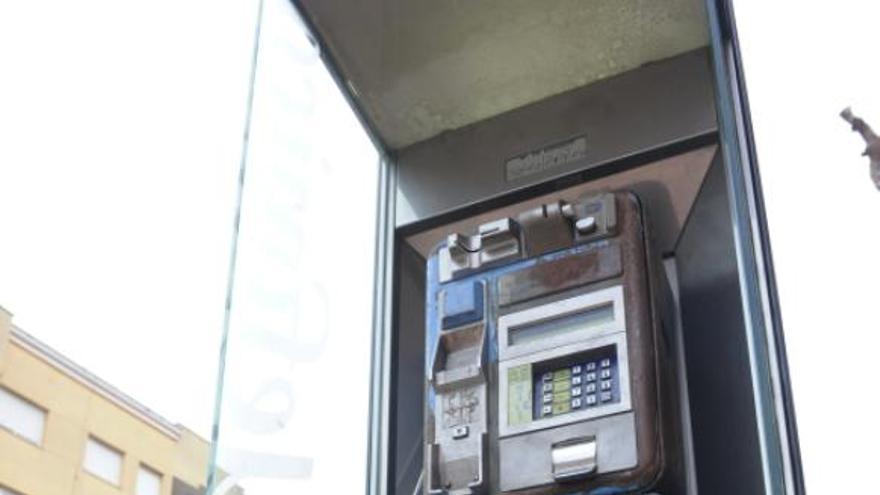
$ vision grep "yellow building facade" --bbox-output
[0,306,224,495]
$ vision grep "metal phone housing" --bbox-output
[424,192,681,494]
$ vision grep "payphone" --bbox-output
[425,191,680,494]
[205,1,807,494]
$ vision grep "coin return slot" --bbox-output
[551,437,598,481]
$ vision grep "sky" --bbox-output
[0,1,879,494]
[735,2,880,493]
[0,0,254,436]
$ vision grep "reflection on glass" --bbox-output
[207,0,379,493]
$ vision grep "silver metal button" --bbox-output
[600,369,612,379]
[542,405,553,416]
[575,216,597,234]
[600,380,612,391]
[572,376,582,386]
[543,393,553,404]
[600,358,611,368]
[600,392,613,402]
[585,394,597,405]
[585,362,597,371]
[585,383,597,393]
[571,398,583,409]
[543,382,553,393]
[551,437,597,481]
[571,386,582,397]
[571,365,582,374]
[452,425,469,439]
[585,372,597,382]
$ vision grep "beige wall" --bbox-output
[0,307,10,372]
[0,310,210,495]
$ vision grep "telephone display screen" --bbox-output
[508,304,615,346]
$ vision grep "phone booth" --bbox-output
[208,1,805,494]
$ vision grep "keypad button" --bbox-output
[543,393,553,404]
[571,375,582,386]
[552,402,570,415]
[600,369,612,379]
[600,358,611,368]
[553,389,571,402]
[585,362,597,371]
[542,404,553,416]
[571,398,583,409]
[571,386,582,397]
[600,392,613,402]
[553,369,572,381]
[542,372,553,382]
[585,372,597,382]
[542,382,553,393]
[585,383,597,393]
[571,365,582,374]
[600,380,612,391]
[585,394,597,406]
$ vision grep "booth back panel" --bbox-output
[676,155,766,495]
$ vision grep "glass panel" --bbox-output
[0,387,45,445]
[136,466,162,495]
[206,0,379,493]
[83,437,123,485]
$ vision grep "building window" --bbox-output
[0,386,46,445]
[136,465,162,495]
[83,436,123,485]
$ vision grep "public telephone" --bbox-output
[424,191,680,494]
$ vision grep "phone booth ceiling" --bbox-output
[297,0,708,148]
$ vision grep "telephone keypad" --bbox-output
[533,347,620,419]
